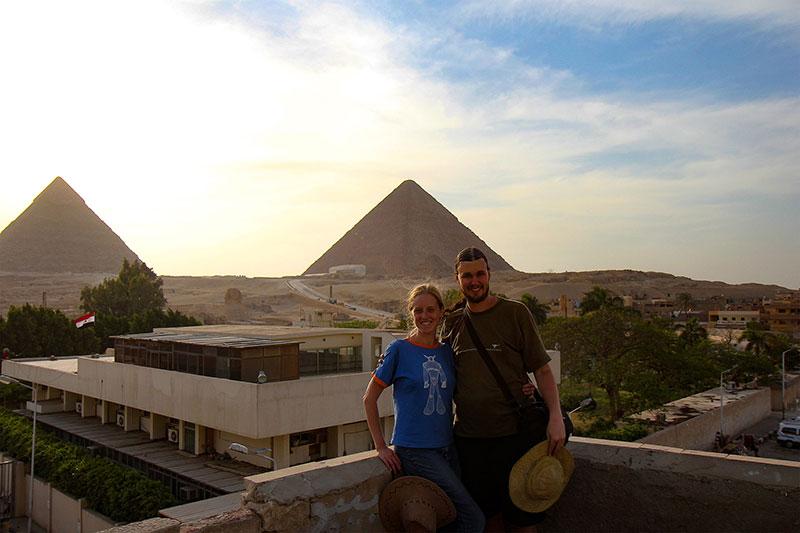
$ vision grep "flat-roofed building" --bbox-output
[763,290,800,335]
[1,326,403,502]
[708,310,761,329]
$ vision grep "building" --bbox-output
[1,325,402,502]
[762,290,800,336]
[708,310,761,329]
[327,264,366,276]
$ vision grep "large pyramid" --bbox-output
[303,180,514,278]
[0,177,140,273]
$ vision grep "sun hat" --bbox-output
[379,475,456,532]
[509,441,574,513]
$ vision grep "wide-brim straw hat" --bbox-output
[509,441,574,513]
[379,475,456,532]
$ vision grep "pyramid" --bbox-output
[0,177,140,273]
[303,180,514,277]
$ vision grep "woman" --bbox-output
[364,284,485,532]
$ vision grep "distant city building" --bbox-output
[708,310,761,329]
[328,264,367,276]
[762,290,800,336]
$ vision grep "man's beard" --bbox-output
[464,284,489,304]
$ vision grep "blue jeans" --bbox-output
[395,444,486,533]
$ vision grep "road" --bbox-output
[285,279,396,320]
[740,409,799,463]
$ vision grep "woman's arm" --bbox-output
[363,379,402,474]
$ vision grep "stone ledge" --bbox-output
[568,436,800,489]
[99,517,180,533]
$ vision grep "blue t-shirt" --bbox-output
[373,338,456,448]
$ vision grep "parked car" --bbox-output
[776,417,800,448]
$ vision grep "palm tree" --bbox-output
[741,324,773,357]
[676,292,692,318]
[520,293,549,326]
[675,318,707,346]
[579,286,623,315]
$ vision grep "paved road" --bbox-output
[741,409,800,463]
[285,279,396,319]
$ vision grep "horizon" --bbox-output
[1,1,798,288]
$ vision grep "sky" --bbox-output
[0,1,798,288]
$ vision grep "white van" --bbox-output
[776,417,800,448]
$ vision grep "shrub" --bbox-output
[0,408,175,522]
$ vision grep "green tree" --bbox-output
[542,307,718,421]
[0,304,100,357]
[740,322,773,358]
[675,318,708,347]
[80,259,166,316]
[79,260,199,348]
[676,292,693,318]
[442,288,462,308]
[520,293,549,326]
[579,286,624,315]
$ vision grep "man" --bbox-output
[441,247,566,532]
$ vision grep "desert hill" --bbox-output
[0,177,139,273]
[0,269,787,324]
[303,179,513,278]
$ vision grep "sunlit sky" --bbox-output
[1,1,798,287]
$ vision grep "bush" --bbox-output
[0,408,175,522]
[573,417,650,441]
[334,320,378,329]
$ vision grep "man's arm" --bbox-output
[533,363,566,455]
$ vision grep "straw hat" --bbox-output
[509,441,574,513]
[379,476,456,532]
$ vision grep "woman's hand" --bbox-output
[377,446,403,474]
[522,382,537,399]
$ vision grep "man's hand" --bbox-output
[376,446,403,474]
[546,414,567,455]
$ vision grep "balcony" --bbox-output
[122,437,800,531]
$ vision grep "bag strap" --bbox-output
[462,311,525,411]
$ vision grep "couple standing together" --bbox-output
[364,247,566,532]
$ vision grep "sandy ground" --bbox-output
[0,270,787,325]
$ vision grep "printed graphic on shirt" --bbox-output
[422,354,447,416]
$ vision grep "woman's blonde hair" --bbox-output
[406,284,445,335]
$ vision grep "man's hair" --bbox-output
[454,247,489,273]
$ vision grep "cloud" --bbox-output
[457,0,800,32]
[0,1,796,286]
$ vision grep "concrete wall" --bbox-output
[640,388,771,450]
[1,452,116,532]
[771,373,800,411]
[52,487,82,533]
[100,436,800,532]
[234,437,800,533]
[542,437,800,532]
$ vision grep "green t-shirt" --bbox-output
[441,298,551,438]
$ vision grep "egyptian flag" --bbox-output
[75,312,95,328]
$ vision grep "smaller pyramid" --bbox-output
[0,177,140,273]
[304,180,514,278]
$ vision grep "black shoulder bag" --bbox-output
[462,312,573,446]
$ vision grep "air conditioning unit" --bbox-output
[86,445,101,457]
[179,486,200,501]
[116,412,126,427]
[167,428,179,443]
[75,401,82,414]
